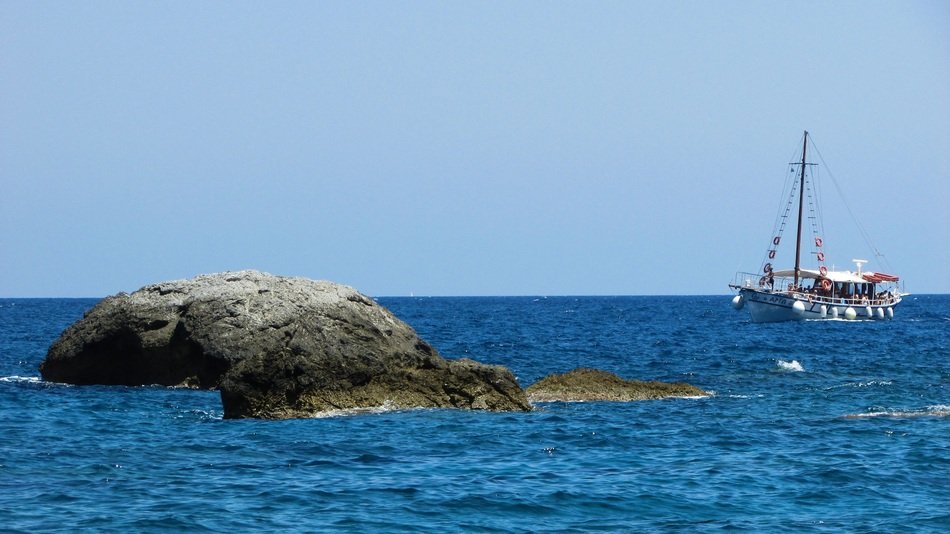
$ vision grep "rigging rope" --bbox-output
[812,164,827,258]
[804,164,823,268]
[809,134,897,274]
[763,165,798,271]
[761,137,806,271]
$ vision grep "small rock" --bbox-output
[526,368,707,403]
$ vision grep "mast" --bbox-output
[793,131,808,287]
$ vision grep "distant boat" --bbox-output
[729,131,904,322]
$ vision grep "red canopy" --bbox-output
[862,272,900,283]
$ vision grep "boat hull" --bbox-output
[736,288,900,323]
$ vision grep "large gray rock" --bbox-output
[40,271,531,418]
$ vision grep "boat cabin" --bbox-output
[751,268,900,307]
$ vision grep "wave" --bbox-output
[306,400,416,419]
[177,409,223,422]
[825,380,893,390]
[0,375,41,383]
[776,360,804,372]
[844,405,950,419]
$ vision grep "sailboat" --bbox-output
[729,131,904,322]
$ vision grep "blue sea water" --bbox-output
[1,295,948,532]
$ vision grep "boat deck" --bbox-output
[730,272,901,308]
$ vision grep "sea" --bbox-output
[1,295,947,532]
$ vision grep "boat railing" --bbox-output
[785,291,900,307]
[732,271,901,306]
[732,272,768,289]
[732,271,798,293]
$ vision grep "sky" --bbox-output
[2,1,948,297]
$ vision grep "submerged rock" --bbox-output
[40,270,531,418]
[526,368,707,403]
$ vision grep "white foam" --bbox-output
[306,399,407,419]
[925,405,950,416]
[825,380,892,390]
[845,405,950,419]
[776,360,804,372]
[0,376,41,383]
[181,409,223,421]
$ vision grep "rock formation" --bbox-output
[40,271,531,418]
[526,368,707,402]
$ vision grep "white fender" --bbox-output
[792,300,806,316]
[731,295,744,310]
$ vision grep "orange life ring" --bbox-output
[819,266,828,276]
[815,236,823,247]
[821,279,832,291]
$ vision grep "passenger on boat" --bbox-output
[839,288,850,304]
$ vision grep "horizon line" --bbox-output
[1,292,945,300]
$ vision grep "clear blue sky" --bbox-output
[2,1,948,297]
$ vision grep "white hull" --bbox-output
[736,288,900,323]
